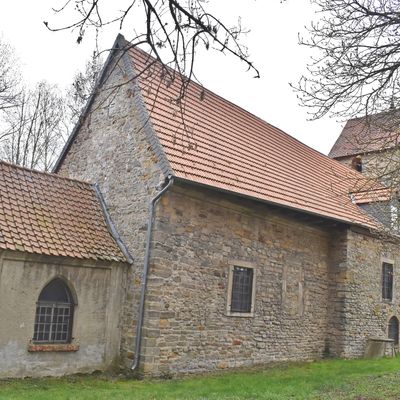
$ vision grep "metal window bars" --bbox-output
[382,263,394,301]
[33,302,72,343]
[231,266,253,313]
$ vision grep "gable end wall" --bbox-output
[57,53,166,366]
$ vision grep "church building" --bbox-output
[1,35,399,378]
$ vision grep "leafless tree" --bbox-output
[0,47,103,172]
[294,0,400,234]
[296,0,400,120]
[66,51,103,126]
[0,82,67,171]
[0,37,20,113]
[44,0,259,101]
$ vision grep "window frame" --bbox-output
[32,278,76,345]
[351,155,363,172]
[226,261,256,317]
[382,260,394,303]
[388,316,399,346]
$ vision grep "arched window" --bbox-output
[33,278,75,344]
[388,316,399,345]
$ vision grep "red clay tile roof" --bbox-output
[129,46,385,229]
[329,111,400,159]
[350,187,392,205]
[0,161,126,262]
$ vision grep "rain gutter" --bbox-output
[93,183,134,264]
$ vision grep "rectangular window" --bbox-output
[382,262,393,301]
[230,266,254,313]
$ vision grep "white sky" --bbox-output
[0,0,342,155]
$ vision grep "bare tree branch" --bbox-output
[44,0,259,101]
[66,50,103,125]
[0,37,20,113]
[294,0,400,120]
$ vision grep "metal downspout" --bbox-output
[131,175,174,371]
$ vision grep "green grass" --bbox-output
[1,357,400,399]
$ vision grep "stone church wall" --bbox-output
[139,183,345,376]
[56,47,400,377]
[57,52,167,366]
[339,229,400,357]
[335,149,400,187]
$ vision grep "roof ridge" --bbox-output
[0,160,94,186]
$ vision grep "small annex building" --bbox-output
[1,34,400,378]
[0,162,130,378]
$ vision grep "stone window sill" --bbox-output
[28,342,79,352]
[226,311,254,318]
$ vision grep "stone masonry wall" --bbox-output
[139,183,346,376]
[55,49,400,376]
[326,229,348,357]
[339,229,400,357]
[335,149,400,187]
[335,153,397,230]
[57,54,166,366]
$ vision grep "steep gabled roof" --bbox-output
[329,111,400,159]
[54,35,385,230]
[0,161,128,262]
[126,44,383,229]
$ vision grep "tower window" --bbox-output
[352,156,363,172]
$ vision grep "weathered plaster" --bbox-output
[0,251,126,378]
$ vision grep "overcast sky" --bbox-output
[0,0,342,155]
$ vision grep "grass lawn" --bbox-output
[1,357,400,399]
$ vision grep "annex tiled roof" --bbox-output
[0,161,126,262]
[128,46,385,229]
[329,111,400,159]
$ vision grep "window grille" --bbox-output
[382,263,394,301]
[388,316,399,345]
[33,279,74,344]
[230,266,254,313]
